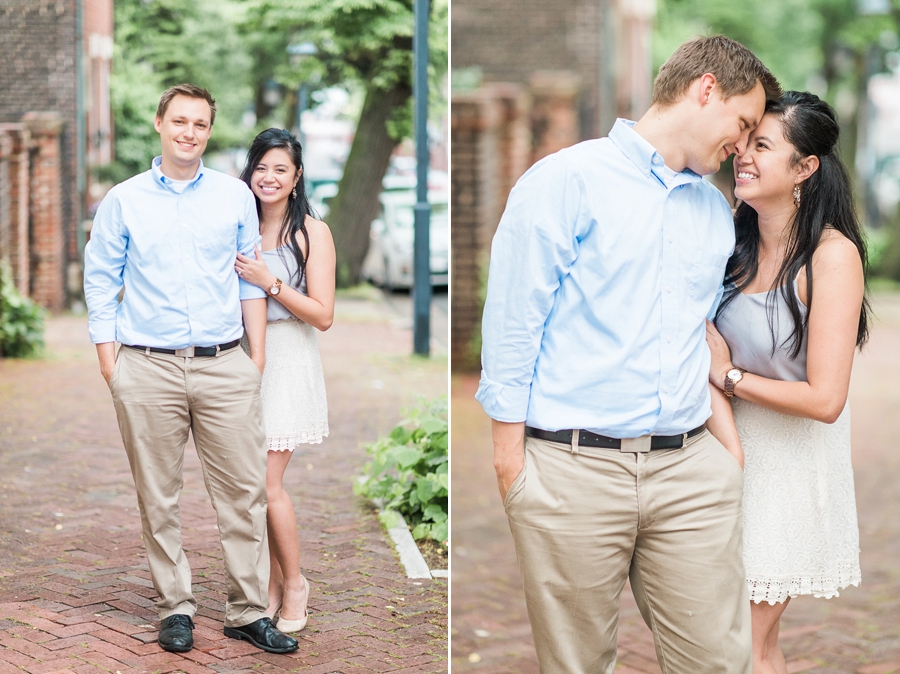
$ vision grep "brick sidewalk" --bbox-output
[451,292,900,674]
[0,297,447,673]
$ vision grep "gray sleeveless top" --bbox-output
[262,246,308,323]
[715,280,809,382]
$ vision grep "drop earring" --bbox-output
[291,187,297,199]
[793,184,801,206]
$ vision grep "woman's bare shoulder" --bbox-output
[815,228,860,265]
[303,214,333,238]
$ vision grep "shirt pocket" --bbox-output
[194,221,239,269]
[687,250,729,319]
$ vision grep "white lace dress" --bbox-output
[716,283,860,605]
[241,246,329,451]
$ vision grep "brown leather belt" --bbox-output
[525,424,706,452]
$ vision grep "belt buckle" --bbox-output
[174,346,195,357]
[620,436,653,453]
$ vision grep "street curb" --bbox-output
[386,515,433,579]
[367,491,444,579]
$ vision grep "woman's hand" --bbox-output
[235,245,276,290]
[706,319,734,389]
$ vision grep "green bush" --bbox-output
[355,397,448,543]
[0,261,45,358]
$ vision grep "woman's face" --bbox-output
[251,147,299,207]
[733,114,799,209]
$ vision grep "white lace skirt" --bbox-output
[242,319,329,451]
[733,397,860,605]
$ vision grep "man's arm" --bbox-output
[476,157,581,423]
[492,420,526,502]
[241,298,267,373]
[96,342,117,384]
[83,192,126,383]
[706,383,743,469]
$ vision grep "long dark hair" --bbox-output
[240,128,314,287]
[717,91,870,357]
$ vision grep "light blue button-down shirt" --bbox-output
[475,119,734,437]
[84,157,266,348]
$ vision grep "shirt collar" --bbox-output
[151,156,206,190]
[608,118,703,189]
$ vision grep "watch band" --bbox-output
[724,367,746,398]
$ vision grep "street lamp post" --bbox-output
[287,41,318,147]
[413,0,432,356]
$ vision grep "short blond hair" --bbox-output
[652,35,781,107]
[156,84,217,125]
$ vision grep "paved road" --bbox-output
[0,293,448,673]
[451,291,900,674]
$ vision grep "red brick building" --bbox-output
[0,0,113,310]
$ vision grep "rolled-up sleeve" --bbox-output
[236,188,267,300]
[84,193,126,344]
[475,158,583,422]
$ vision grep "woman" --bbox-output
[235,128,335,633]
[705,91,869,674]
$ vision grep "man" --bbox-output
[83,84,297,654]
[477,37,781,672]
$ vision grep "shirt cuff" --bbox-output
[239,277,267,300]
[88,319,118,344]
[475,373,531,422]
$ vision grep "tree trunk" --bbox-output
[329,80,411,287]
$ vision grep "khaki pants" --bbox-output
[109,345,269,627]
[506,430,751,674]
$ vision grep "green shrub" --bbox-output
[355,397,448,543]
[0,261,45,358]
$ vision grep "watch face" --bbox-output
[270,284,280,295]
[727,368,742,380]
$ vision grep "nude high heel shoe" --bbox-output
[276,576,310,633]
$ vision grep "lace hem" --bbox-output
[747,564,861,605]
[267,428,329,452]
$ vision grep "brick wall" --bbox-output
[451,92,501,370]
[0,135,10,274]
[24,113,66,311]
[0,124,31,296]
[0,0,78,309]
[452,0,608,139]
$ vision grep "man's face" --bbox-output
[154,95,212,168]
[692,81,766,176]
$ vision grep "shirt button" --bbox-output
[185,254,190,259]
[668,237,673,243]
[666,335,672,343]
[667,286,672,293]
[664,386,670,394]
[183,223,187,228]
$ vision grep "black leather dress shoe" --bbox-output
[158,614,194,652]
[223,617,299,653]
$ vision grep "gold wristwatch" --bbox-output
[267,278,283,296]
[724,367,746,398]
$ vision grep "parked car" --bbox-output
[362,190,449,290]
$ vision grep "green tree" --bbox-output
[244,0,449,287]
[110,0,254,178]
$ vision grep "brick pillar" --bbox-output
[0,133,10,272]
[0,124,31,296]
[481,83,532,218]
[23,112,65,311]
[529,71,582,164]
[450,91,502,371]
